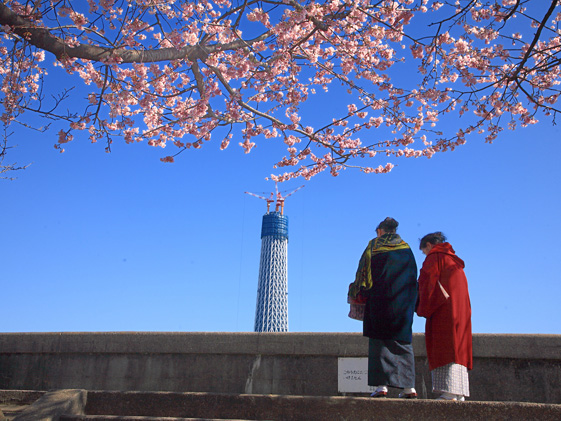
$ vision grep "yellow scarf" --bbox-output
[348,234,410,298]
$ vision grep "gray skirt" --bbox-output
[368,338,415,389]
[431,363,470,396]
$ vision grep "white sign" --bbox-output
[337,357,376,393]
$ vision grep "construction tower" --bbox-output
[245,185,303,332]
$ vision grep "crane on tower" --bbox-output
[245,183,304,215]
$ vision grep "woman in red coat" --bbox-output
[416,232,472,401]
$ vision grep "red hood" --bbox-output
[428,242,465,268]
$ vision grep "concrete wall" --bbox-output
[0,332,560,404]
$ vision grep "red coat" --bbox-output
[416,243,472,371]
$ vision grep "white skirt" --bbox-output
[431,362,470,397]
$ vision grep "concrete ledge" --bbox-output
[1,333,560,403]
[61,417,247,421]
[0,390,46,419]
[0,332,371,357]
[12,389,86,421]
[0,390,45,405]
[61,417,239,421]
[2,390,558,421]
[1,332,560,359]
[82,390,561,421]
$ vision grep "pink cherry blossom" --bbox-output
[0,0,559,180]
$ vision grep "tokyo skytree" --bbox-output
[245,184,303,332]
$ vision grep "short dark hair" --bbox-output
[377,217,398,233]
[419,232,447,249]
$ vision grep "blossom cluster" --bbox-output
[0,0,560,180]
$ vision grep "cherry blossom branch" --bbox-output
[502,0,522,22]
[2,0,561,180]
[0,3,270,63]
[507,0,558,82]
[1,130,29,180]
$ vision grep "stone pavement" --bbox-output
[3,389,561,421]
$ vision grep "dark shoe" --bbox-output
[398,392,418,399]
[370,390,387,398]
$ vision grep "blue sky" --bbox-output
[2,1,561,334]
[3,108,561,334]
